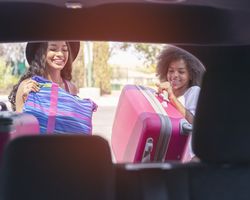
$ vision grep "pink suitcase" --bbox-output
[0,111,40,161]
[111,84,192,163]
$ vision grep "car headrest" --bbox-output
[0,135,114,200]
[192,46,250,163]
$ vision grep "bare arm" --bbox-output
[156,82,194,124]
[168,95,194,124]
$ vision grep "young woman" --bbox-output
[9,41,80,112]
[9,41,97,135]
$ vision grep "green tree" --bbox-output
[119,42,164,69]
[0,57,19,94]
[72,42,85,89]
[0,43,25,94]
[0,43,26,77]
[92,42,111,95]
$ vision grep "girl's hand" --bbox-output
[21,80,40,101]
[156,81,175,100]
[15,78,40,112]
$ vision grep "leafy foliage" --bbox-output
[72,42,85,89]
[92,42,112,95]
[0,58,19,94]
[119,42,164,68]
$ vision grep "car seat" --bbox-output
[0,135,115,200]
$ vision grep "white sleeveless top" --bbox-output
[177,86,201,115]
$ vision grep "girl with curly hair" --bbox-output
[156,45,205,124]
[156,46,206,162]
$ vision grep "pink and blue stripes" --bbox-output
[23,76,97,134]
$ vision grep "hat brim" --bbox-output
[26,41,80,65]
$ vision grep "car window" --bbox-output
[0,41,205,163]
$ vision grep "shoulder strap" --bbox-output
[63,79,70,93]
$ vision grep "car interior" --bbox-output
[1,0,250,199]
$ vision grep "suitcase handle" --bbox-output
[180,119,193,135]
[156,91,169,102]
[155,91,169,107]
[142,138,154,163]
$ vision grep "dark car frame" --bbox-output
[1,0,250,200]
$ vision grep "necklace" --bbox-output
[53,78,63,84]
[53,79,64,88]
[55,80,63,85]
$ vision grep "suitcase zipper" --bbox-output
[137,85,172,162]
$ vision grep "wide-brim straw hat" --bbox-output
[25,41,80,65]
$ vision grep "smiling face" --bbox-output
[167,59,191,96]
[46,41,69,71]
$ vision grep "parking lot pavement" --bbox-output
[92,91,121,144]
